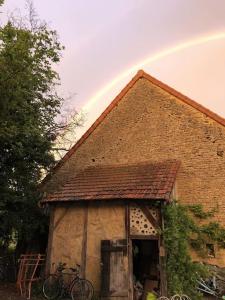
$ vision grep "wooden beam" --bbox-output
[139,204,161,230]
[126,202,132,300]
[130,234,159,240]
[159,203,168,296]
[81,203,88,278]
[128,237,133,300]
[45,206,55,276]
[125,201,129,240]
[53,205,70,230]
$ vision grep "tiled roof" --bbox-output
[41,160,180,204]
[41,70,225,186]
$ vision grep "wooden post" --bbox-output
[159,203,167,296]
[45,206,55,275]
[126,201,133,300]
[81,202,88,278]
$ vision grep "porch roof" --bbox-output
[41,160,180,204]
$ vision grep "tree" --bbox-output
[0,3,64,254]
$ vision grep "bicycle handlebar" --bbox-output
[55,262,81,274]
[69,264,81,273]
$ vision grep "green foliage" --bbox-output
[163,202,225,299]
[188,204,216,219]
[163,203,206,299]
[0,7,64,251]
[188,204,225,251]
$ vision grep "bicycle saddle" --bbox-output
[70,267,77,272]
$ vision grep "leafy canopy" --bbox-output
[0,7,64,249]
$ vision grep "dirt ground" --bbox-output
[0,283,44,300]
[0,283,217,300]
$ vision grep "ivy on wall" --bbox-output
[162,202,225,299]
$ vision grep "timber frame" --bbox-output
[45,199,168,299]
[126,200,167,298]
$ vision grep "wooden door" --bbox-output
[101,239,129,299]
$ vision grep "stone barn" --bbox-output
[41,70,225,299]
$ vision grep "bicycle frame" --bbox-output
[43,263,86,300]
[197,277,218,297]
[56,270,79,297]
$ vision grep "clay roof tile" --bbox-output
[41,160,180,204]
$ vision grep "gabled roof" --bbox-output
[43,70,225,184]
[41,160,180,203]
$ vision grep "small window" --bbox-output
[206,243,215,258]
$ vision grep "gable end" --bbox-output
[42,70,225,186]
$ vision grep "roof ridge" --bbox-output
[42,70,225,185]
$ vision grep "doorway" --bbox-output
[132,239,160,299]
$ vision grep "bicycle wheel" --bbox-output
[216,278,225,296]
[42,275,62,300]
[71,279,94,300]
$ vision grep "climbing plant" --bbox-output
[163,202,225,300]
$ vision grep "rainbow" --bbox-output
[83,32,225,112]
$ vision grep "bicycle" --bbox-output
[42,262,94,300]
[197,276,218,297]
[197,272,225,298]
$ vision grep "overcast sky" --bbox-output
[2,0,225,137]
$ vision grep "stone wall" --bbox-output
[45,77,225,269]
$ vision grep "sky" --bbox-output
[2,0,225,140]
